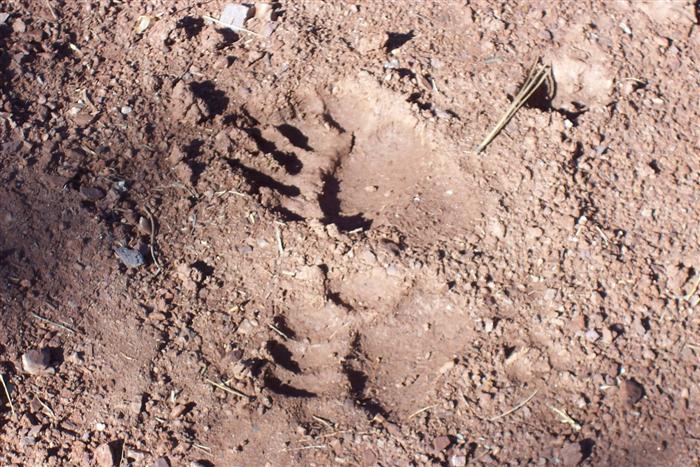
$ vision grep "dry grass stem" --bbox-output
[490,388,539,421]
[280,444,328,453]
[34,395,56,418]
[205,379,253,399]
[407,404,439,419]
[476,61,551,153]
[193,443,213,456]
[268,323,291,340]
[312,415,335,428]
[549,406,582,431]
[31,312,76,334]
[0,374,16,418]
[202,15,262,36]
[274,225,284,255]
[144,207,162,275]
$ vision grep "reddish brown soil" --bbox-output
[1,1,700,466]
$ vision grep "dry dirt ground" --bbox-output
[1,0,700,465]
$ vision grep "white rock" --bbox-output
[585,329,600,342]
[220,4,251,30]
[489,219,506,239]
[22,349,54,375]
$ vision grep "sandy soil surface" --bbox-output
[1,0,700,465]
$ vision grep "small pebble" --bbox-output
[138,216,152,235]
[489,219,506,239]
[450,455,467,466]
[237,245,253,254]
[94,442,117,467]
[12,19,26,33]
[120,105,132,115]
[153,458,170,467]
[114,247,145,268]
[585,329,600,342]
[22,349,54,375]
[619,22,632,35]
[433,435,452,452]
[621,378,644,406]
[66,351,85,365]
[130,395,144,415]
[80,186,106,201]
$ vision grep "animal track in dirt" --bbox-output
[222,77,489,415]
[236,75,486,243]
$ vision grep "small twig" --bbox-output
[476,60,550,153]
[33,394,56,419]
[312,415,335,429]
[118,438,125,467]
[684,274,700,301]
[213,189,247,198]
[460,390,485,421]
[407,404,438,419]
[549,406,582,431]
[43,0,58,20]
[274,225,284,256]
[0,374,16,418]
[311,430,369,440]
[489,389,539,421]
[280,444,328,453]
[268,323,290,340]
[144,207,162,275]
[31,312,76,334]
[202,15,262,36]
[205,379,253,400]
[193,443,213,456]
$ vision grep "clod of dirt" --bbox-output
[114,247,145,268]
[94,441,119,467]
[175,263,199,291]
[21,349,54,375]
[174,162,194,183]
[548,47,613,110]
[620,379,645,406]
[169,403,189,419]
[559,441,584,466]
